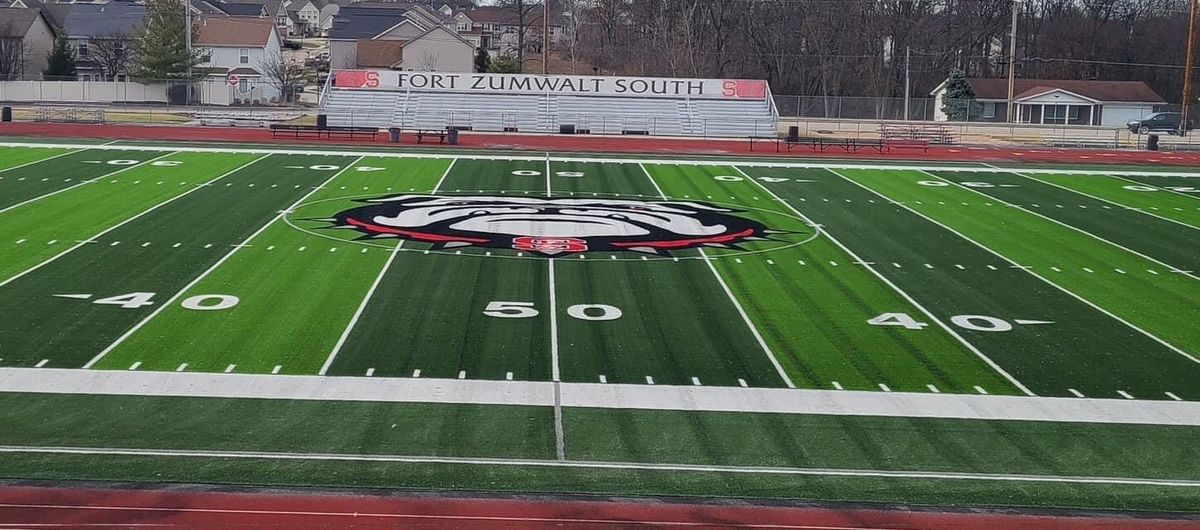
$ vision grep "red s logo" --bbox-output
[513,237,588,253]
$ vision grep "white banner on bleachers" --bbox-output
[332,70,769,100]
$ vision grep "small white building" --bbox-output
[930,78,1165,127]
[196,15,284,104]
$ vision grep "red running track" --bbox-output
[3,121,1200,167]
[0,485,1197,529]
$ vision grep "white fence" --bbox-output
[0,80,239,106]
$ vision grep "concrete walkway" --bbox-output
[2,368,1197,427]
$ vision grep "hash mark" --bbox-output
[973,386,988,395]
[224,364,236,373]
[506,371,513,380]
[35,359,48,368]
[1166,392,1183,401]
[1118,390,1135,400]
[738,378,748,387]
[412,369,421,378]
[1148,269,1159,275]
[128,362,141,370]
[645,376,655,385]
[1051,266,1062,272]
[15,239,25,244]
[878,383,891,392]
[599,375,607,383]
[926,384,940,393]
[458,370,466,379]
[271,365,282,374]
[1068,388,1085,398]
[365,368,375,377]
[831,381,843,390]
[892,262,901,268]
[1083,267,1094,273]
[954,264,965,270]
[691,377,701,386]
[176,363,188,372]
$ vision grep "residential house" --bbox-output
[263,0,290,37]
[63,3,144,81]
[453,5,564,52]
[930,78,1166,127]
[0,8,55,79]
[328,4,473,72]
[195,15,283,102]
[290,0,320,36]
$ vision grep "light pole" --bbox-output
[1006,0,1019,123]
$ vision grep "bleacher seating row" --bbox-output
[319,89,778,138]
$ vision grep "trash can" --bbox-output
[1,106,10,122]
[389,128,400,143]
[316,114,327,128]
[1147,134,1160,151]
[787,125,799,141]
[447,128,459,145]
[559,124,575,135]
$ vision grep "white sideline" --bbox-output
[3,141,1200,177]
[1,368,1198,426]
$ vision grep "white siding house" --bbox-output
[196,16,284,103]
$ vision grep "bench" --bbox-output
[879,124,957,145]
[885,139,930,153]
[749,136,885,153]
[269,124,379,140]
[1043,137,1121,149]
[414,129,448,144]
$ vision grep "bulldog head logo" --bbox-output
[329,195,777,256]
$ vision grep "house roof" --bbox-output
[215,2,267,16]
[63,3,144,39]
[0,8,41,38]
[458,5,562,26]
[328,5,409,39]
[196,15,277,46]
[355,38,403,68]
[961,78,1165,104]
[39,3,70,32]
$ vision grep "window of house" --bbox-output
[1043,104,1067,123]
[78,41,88,57]
[981,102,996,119]
[200,48,213,62]
[1068,106,1080,121]
[240,48,249,64]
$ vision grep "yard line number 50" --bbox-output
[484,301,622,321]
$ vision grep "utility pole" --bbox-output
[1006,0,1019,123]
[1182,0,1198,135]
[185,0,193,105]
[542,0,549,74]
[904,46,911,121]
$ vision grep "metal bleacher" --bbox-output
[321,87,777,138]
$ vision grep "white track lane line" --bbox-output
[0,153,261,289]
[0,445,1195,488]
[641,164,795,388]
[741,166,1034,396]
[839,169,1200,367]
[83,156,365,369]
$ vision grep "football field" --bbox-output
[1,140,1199,511]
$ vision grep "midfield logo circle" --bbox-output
[330,195,779,256]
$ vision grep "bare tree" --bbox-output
[497,0,544,69]
[0,21,28,80]
[88,32,134,81]
[418,50,439,70]
[259,51,312,104]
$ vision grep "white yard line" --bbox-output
[919,170,1200,282]
[838,170,1200,367]
[320,241,404,375]
[640,164,794,388]
[0,153,263,289]
[1006,169,1200,232]
[320,158,461,373]
[741,166,1034,396]
[548,259,560,382]
[0,146,85,175]
[1104,173,1200,201]
[0,151,175,216]
[0,443,1195,488]
[83,156,365,369]
[544,155,566,460]
[4,140,1200,177]
[2,368,1200,428]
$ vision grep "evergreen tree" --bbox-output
[941,69,981,121]
[44,35,76,79]
[132,0,203,80]
[474,47,490,73]
[489,51,521,73]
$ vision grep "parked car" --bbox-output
[1127,112,1193,135]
